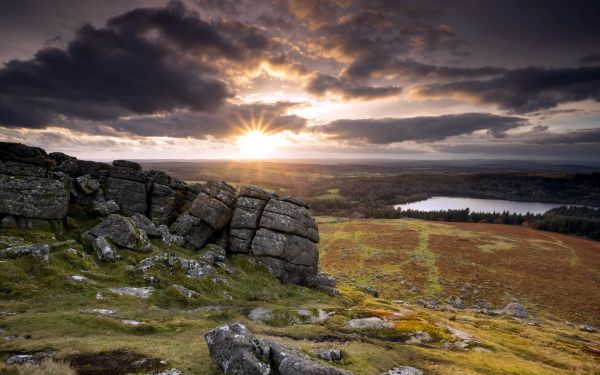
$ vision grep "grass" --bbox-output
[1,218,599,374]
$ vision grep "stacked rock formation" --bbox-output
[0,142,327,287]
[0,143,70,230]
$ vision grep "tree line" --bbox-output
[362,206,600,241]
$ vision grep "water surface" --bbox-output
[393,196,569,215]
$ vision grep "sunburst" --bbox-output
[235,111,288,159]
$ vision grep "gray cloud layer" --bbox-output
[318,113,528,144]
[414,66,600,113]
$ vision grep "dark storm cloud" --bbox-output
[579,54,600,65]
[318,113,527,144]
[0,1,279,129]
[306,73,402,100]
[530,128,600,145]
[342,59,506,81]
[414,66,600,113]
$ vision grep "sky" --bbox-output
[0,0,599,161]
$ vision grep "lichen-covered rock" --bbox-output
[75,175,100,194]
[108,287,154,299]
[173,180,236,249]
[149,182,175,225]
[0,244,49,263]
[259,198,319,243]
[0,169,70,219]
[158,225,185,246]
[130,213,161,237]
[268,341,351,375]
[228,186,272,254]
[93,236,120,261]
[307,273,339,295]
[313,348,343,362]
[106,177,147,214]
[205,323,271,375]
[92,200,120,216]
[246,195,320,284]
[88,214,151,252]
[137,252,217,280]
[251,228,318,284]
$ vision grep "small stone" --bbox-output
[93,236,120,261]
[121,319,144,325]
[70,275,87,283]
[359,286,379,297]
[109,287,154,299]
[248,308,274,323]
[172,284,199,298]
[346,317,393,330]
[380,367,424,375]
[501,303,528,318]
[313,348,343,361]
[96,292,104,300]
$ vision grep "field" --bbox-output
[319,218,600,325]
[1,219,599,374]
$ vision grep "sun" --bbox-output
[237,130,283,158]
[234,111,288,159]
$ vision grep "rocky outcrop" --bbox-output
[0,142,324,287]
[0,143,70,228]
[205,323,351,375]
[250,197,320,284]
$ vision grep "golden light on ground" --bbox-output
[234,111,290,159]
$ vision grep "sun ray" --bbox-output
[233,110,289,159]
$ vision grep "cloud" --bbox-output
[434,143,600,159]
[0,1,279,129]
[528,128,600,145]
[413,66,600,113]
[317,113,527,144]
[578,54,600,65]
[306,73,402,100]
[342,58,505,81]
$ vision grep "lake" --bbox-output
[393,196,570,215]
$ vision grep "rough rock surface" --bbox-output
[228,186,273,254]
[205,323,351,375]
[248,196,320,284]
[172,180,236,249]
[137,252,218,280]
[205,323,271,375]
[0,145,70,222]
[108,287,155,299]
[93,236,120,261]
[313,348,343,362]
[0,244,49,263]
[87,214,152,252]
